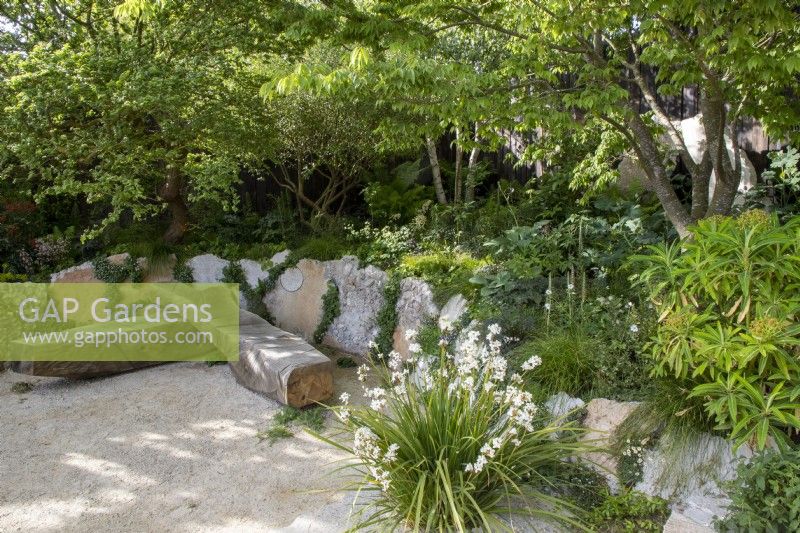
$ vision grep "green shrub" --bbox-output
[313,281,340,344]
[548,462,608,511]
[0,273,28,283]
[173,261,194,283]
[347,223,417,269]
[633,212,800,450]
[293,236,351,261]
[222,262,267,317]
[415,318,441,356]
[323,326,590,531]
[717,447,800,532]
[92,255,143,283]
[397,252,482,305]
[470,296,539,343]
[363,176,432,225]
[588,490,669,533]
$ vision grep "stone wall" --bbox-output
[51,252,452,358]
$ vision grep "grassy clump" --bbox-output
[11,381,34,394]
[293,236,351,261]
[257,406,326,446]
[510,326,600,399]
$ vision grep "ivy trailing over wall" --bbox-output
[92,255,143,283]
[222,262,268,318]
[261,252,299,294]
[313,280,340,344]
[259,253,301,324]
[372,273,402,357]
[172,261,194,283]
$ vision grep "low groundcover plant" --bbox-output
[318,325,590,531]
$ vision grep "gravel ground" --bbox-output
[0,362,362,533]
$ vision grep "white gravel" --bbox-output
[0,363,360,533]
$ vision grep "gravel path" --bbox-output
[0,363,359,532]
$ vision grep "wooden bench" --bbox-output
[231,310,334,408]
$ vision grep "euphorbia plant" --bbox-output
[633,211,800,450]
[319,326,590,532]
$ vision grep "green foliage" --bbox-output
[415,318,442,357]
[256,425,293,445]
[259,252,297,292]
[717,448,800,533]
[266,88,385,226]
[222,262,267,317]
[616,436,653,488]
[744,146,800,220]
[293,236,351,262]
[314,281,340,344]
[347,223,417,270]
[271,0,800,233]
[185,209,288,261]
[363,176,432,225]
[323,328,590,531]
[0,273,28,283]
[92,255,143,283]
[508,287,653,400]
[372,273,402,356]
[0,0,276,242]
[550,462,609,511]
[173,262,194,283]
[511,328,600,399]
[588,490,669,533]
[257,406,327,446]
[397,252,482,305]
[336,356,358,368]
[633,212,800,450]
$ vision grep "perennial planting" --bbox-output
[319,325,590,531]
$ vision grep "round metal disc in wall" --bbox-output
[280,267,304,292]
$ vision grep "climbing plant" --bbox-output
[313,281,341,344]
[372,273,402,357]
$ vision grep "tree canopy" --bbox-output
[0,0,282,242]
[270,0,800,235]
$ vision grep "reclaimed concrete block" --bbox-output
[263,259,328,341]
[324,257,387,355]
[392,277,438,359]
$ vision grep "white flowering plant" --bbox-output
[319,325,591,531]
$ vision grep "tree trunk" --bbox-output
[465,144,481,203]
[464,123,482,202]
[161,168,189,244]
[701,90,739,217]
[425,136,447,205]
[454,127,463,204]
[627,112,693,238]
